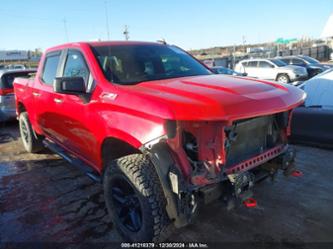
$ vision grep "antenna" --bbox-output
[123,25,129,40]
[104,1,111,40]
[63,18,69,42]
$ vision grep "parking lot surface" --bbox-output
[1,122,333,248]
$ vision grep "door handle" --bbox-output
[32,92,40,97]
[54,98,63,103]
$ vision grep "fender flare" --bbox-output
[145,142,192,228]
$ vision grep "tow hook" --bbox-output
[243,198,257,208]
[280,147,297,176]
[226,171,256,209]
[291,169,303,177]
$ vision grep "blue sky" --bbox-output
[0,0,332,51]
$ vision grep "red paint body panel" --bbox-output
[13,41,305,179]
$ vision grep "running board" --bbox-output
[43,140,101,183]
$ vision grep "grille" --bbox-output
[225,114,284,167]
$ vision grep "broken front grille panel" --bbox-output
[225,113,287,168]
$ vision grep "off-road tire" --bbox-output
[104,154,172,242]
[19,112,44,153]
[276,74,290,84]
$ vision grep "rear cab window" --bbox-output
[41,51,61,85]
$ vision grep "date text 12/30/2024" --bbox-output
[120,242,209,248]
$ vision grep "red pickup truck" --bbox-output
[14,41,305,242]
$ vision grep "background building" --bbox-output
[0,50,29,62]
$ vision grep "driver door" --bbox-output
[49,49,98,165]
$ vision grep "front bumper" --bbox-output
[290,73,308,82]
[226,144,289,175]
[149,141,297,227]
[202,145,296,207]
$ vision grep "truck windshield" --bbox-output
[91,44,211,85]
[301,56,320,64]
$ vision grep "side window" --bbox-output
[247,61,258,67]
[63,50,89,83]
[42,53,61,85]
[242,62,248,67]
[258,61,273,68]
[292,58,305,66]
[280,58,290,64]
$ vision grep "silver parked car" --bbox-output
[5,64,26,70]
[276,55,332,78]
[234,58,308,84]
[0,69,36,122]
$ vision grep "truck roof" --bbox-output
[46,41,163,53]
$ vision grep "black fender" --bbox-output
[143,142,192,228]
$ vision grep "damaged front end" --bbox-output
[142,111,297,228]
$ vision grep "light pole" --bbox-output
[123,25,129,40]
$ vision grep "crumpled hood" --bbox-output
[117,74,306,122]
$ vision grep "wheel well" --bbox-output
[101,137,141,168]
[17,102,26,114]
[276,73,289,80]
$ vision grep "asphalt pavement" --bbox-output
[1,121,332,248]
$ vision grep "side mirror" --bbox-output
[54,77,86,95]
[242,73,248,76]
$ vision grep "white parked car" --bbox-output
[5,64,26,70]
[234,58,308,84]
